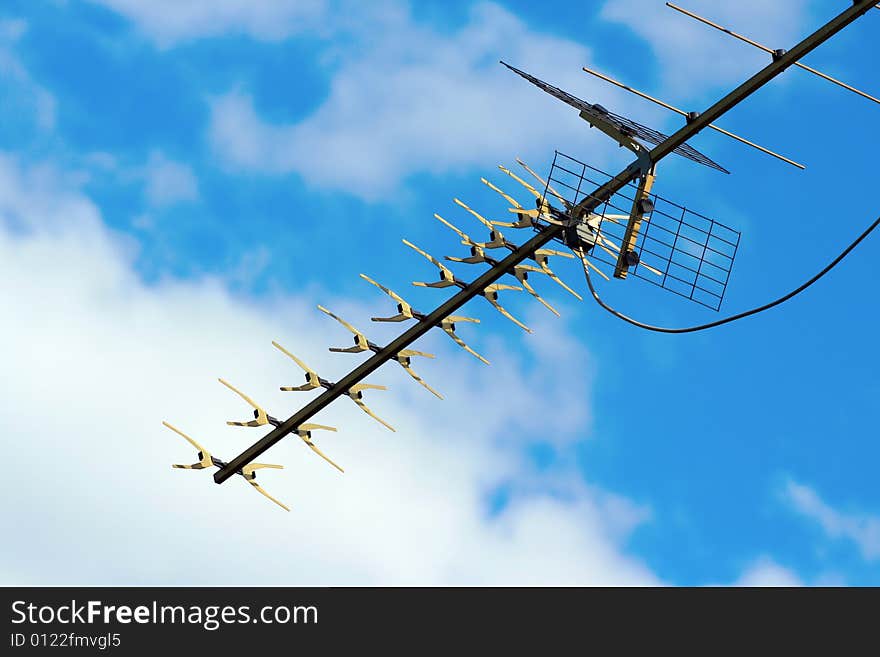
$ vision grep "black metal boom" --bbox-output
[215,0,876,484]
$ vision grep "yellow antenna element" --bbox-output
[495,165,565,226]
[241,464,290,511]
[446,249,489,265]
[318,305,371,353]
[435,213,477,247]
[513,264,561,317]
[532,250,582,300]
[359,274,418,322]
[350,383,387,391]
[582,64,805,170]
[218,378,270,427]
[515,157,570,207]
[399,349,434,359]
[164,421,213,469]
[498,164,561,224]
[272,341,313,375]
[481,175,556,229]
[395,350,443,399]
[347,384,395,432]
[535,248,574,260]
[498,165,540,199]
[481,177,522,210]
[403,239,458,289]
[453,198,494,231]
[440,316,489,365]
[273,341,325,391]
[494,212,536,229]
[295,424,344,474]
[482,284,532,333]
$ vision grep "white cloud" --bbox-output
[0,152,661,585]
[0,19,56,132]
[0,1,813,584]
[784,479,880,562]
[208,2,637,200]
[92,0,818,199]
[600,0,812,94]
[86,0,328,48]
[0,149,805,587]
[731,558,803,587]
[78,149,198,210]
[140,150,199,206]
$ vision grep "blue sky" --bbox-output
[1,0,878,585]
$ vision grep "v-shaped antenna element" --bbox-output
[359,274,420,323]
[404,239,460,288]
[272,342,332,392]
[219,378,272,427]
[241,464,290,512]
[318,304,443,399]
[360,273,487,364]
[165,421,214,470]
[347,384,395,432]
[295,423,344,473]
[164,421,289,511]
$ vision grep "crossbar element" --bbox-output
[667,2,880,107]
[581,65,805,170]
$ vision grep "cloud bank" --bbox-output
[785,479,880,562]
[206,2,636,199]
[0,152,660,585]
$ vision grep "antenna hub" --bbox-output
[686,111,701,123]
[772,48,787,62]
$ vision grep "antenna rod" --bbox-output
[646,0,876,168]
[215,0,877,486]
[582,65,805,170]
[667,2,880,107]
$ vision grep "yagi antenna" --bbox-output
[581,65,805,170]
[157,1,878,509]
[667,2,880,107]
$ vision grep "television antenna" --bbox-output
[164,1,880,510]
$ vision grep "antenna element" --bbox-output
[667,2,880,107]
[581,65,805,170]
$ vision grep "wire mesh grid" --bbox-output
[544,151,741,311]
